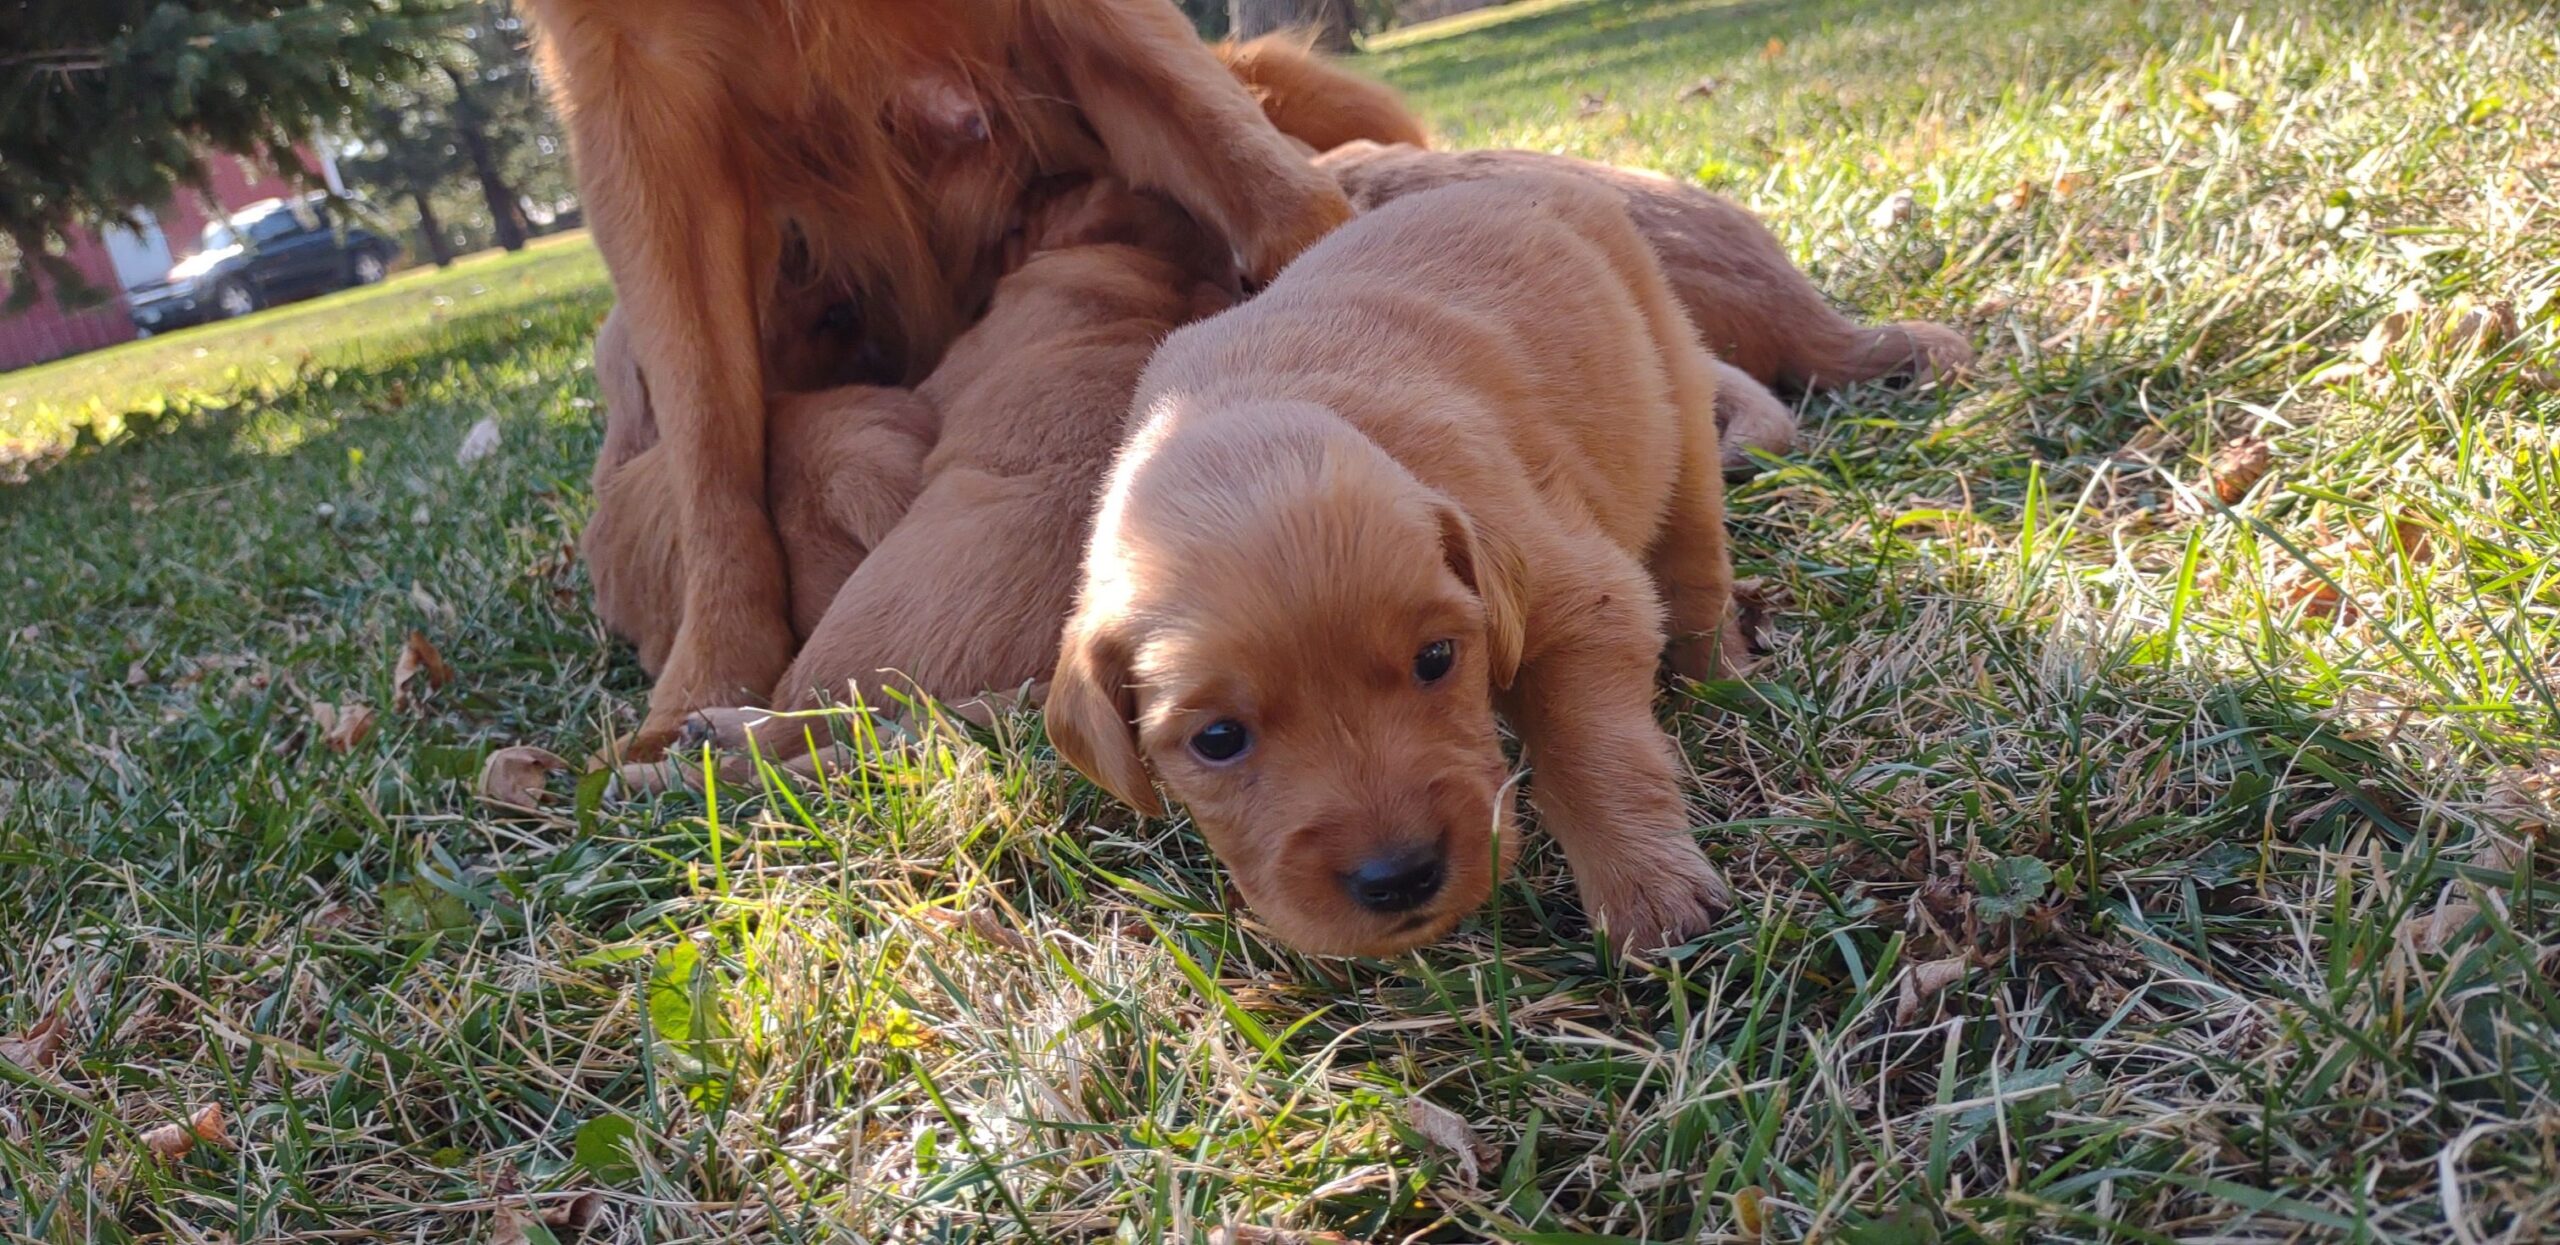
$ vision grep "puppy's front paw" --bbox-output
[1584,848,1732,953]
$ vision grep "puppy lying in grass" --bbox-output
[609,178,1237,791]
[1316,140,1975,471]
[1049,174,1747,956]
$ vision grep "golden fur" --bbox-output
[1315,140,1973,468]
[584,336,936,681]
[522,0,1354,754]
[602,180,1236,792]
[1214,34,1431,154]
[1049,174,1744,957]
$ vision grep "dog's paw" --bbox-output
[603,757,694,801]
[673,707,764,754]
[1584,849,1732,953]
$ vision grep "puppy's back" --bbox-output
[1317,141,1973,388]
[1154,173,1678,407]
[1141,174,1712,549]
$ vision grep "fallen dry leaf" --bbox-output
[2487,753,2560,824]
[0,1010,69,1071]
[1404,1098,1492,1186]
[1575,91,1608,117]
[2204,435,2275,506]
[2201,88,2250,118]
[457,417,503,466]
[311,702,378,753]
[1734,1184,1770,1241]
[477,746,569,807]
[1867,189,1918,233]
[492,1191,603,1242]
[2386,513,2434,564]
[2356,308,2414,367]
[1896,957,1972,1024]
[1677,75,1723,102]
[917,905,1034,954]
[1994,179,2040,213]
[1760,36,1785,60]
[2469,832,2533,875]
[393,630,454,710]
[140,1103,228,1161]
[488,1208,545,1245]
[2407,899,2481,955]
[124,660,149,688]
[2440,294,2514,353]
[1211,1229,1361,1245]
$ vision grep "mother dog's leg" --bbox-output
[1032,0,1352,284]
[531,4,796,756]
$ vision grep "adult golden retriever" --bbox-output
[522,0,1357,753]
[605,179,1241,794]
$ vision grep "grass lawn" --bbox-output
[5,0,2559,1239]
[0,235,606,468]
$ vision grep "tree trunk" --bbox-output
[411,189,456,267]
[443,64,529,252]
[1231,0,1355,50]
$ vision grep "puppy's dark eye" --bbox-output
[1414,639,1456,684]
[1190,719,1251,763]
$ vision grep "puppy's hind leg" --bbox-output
[1708,358,1796,476]
[1644,321,1743,681]
[1650,417,1745,683]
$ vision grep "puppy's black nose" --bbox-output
[1344,848,1446,915]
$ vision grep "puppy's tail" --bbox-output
[1213,33,1432,155]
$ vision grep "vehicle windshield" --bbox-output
[197,218,241,252]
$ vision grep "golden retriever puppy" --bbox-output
[522,0,1355,755]
[616,179,1238,791]
[1316,141,1974,468]
[1049,174,1744,957]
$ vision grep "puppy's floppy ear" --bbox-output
[1045,617,1165,816]
[1432,498,1526,689]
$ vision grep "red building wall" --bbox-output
[0,149,315,373]
[0,235,133,372]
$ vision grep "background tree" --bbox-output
[341,1,573,264]
[339,85,468,267]
[1229,0,1365,50]
[0,0,459,307]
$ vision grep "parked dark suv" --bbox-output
[126,194,399,333]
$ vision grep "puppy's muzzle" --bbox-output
[1342,844,1447,915]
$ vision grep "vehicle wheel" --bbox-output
[349,249,387,286]
[213,280,257,320]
